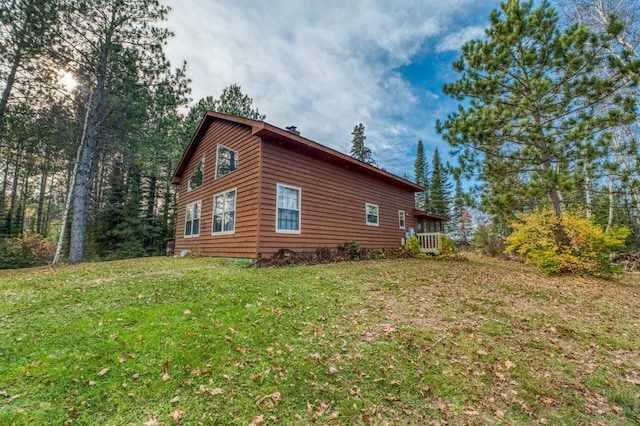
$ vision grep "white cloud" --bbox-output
[436,25,487,52]
[163,0,497,176]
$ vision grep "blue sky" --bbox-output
[163,0,503,180]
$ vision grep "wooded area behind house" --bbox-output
[1,0,640,269]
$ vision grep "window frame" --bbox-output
[212,188,237,235]
[398,210,406,229]
[187,157,205,192]
[215,144,239,179]
[184,200,202,238]
[276,183,301,234]
[366,203,379,226]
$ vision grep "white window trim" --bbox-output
[184,200,202,238]
[399,210,406,229]
[187,156,205,192]
[212,188,237,236]
[366,203,379,226]
[276,183,302,234]
[215,144,239,179]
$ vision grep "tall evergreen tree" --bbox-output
[437,0,638,243]
[350,122,375,165]
[426,148,451,217]
[62,0,174,264]
[414,140,429,211]
[181,84,265,142]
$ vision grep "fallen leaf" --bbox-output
[170,409,184,421]
[249,415,264,426]
[169,396,179,404]
[504,360,516,370]
[211,387,224,395]
[97,368,109,376]
[143,418,159,426]
[162,373,171,381]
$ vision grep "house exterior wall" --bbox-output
[256,137,417,258]
[174,120,261,257]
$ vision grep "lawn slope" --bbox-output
[1,257,639,425]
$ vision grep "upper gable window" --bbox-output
[188,157,204,191]
[216,144,238,179]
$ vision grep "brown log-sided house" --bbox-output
[171,112,448,259]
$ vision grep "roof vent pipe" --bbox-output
[285,125,300,135]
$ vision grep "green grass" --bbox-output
[1,256,639,425]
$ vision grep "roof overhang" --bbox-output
[412,209,451,221]
[171,111,425,193]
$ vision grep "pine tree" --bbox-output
[450,174,472,247]
[414,140,429,211]
[436,0,638,242]
[426,148,451,217]
[350,123,375,165]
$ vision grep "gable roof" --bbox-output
[171,111,424,192]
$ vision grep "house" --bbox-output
[171,112,448,258]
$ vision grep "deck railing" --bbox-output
[416,232,443,254]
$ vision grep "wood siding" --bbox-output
[174,120,261,257]
[257,137,417,258]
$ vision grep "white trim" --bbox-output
[366,203,379,226]
[184,200,202,237]
[399,210,406,229]
[215,144,239,179]
[276,183,301,234]
[212,187,237,235]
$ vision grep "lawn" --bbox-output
[1,256,639,425]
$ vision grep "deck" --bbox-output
[417,232,443,254]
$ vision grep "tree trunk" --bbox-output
[36,154,50,234]
[606,174,615,233]
[0,47,22,132]
[68,84,103,264]
[0,152,12,232]
[6,151,21,236]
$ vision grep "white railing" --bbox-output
[417,232,442,254]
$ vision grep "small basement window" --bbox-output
[216,144,238,179]
[399,210,406,229]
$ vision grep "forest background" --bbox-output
[1,0,639,268]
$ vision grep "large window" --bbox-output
[212,188,236,235]
[216,144,238,179]
[184,201,201,237]
[399,210,406,229]
[276,184,301,233]
[366,203,379,226]
[188,157,204,191]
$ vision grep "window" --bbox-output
[399,210,406,229]
[276,184,301,233]
[184,201,201,237]
[366,203,379,226]
[216,144,238,178]
[188,157,204,191]
[212,188,236,235]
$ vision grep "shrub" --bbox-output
[0,234,55,269]
[505,209,629,276]
[402,236,421,256]
[340,241,361,260]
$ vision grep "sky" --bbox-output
[162,0,503,180]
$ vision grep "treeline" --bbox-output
[435,0,640,271]
[0,1,267,268]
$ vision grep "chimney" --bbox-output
[285,125,300,136]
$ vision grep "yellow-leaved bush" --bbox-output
[505,209,629,276]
